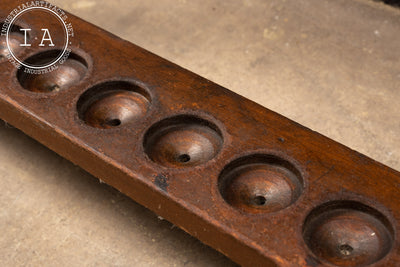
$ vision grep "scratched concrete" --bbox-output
[1,0,399,266]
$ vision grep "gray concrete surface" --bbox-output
[1,0,399,266]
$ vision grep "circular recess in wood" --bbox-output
[0,23,26,61]
[77,81,151,129]
[17,50,87,93]
[303,201,394,266]
[144,115,223,168]
[218,154,303,214]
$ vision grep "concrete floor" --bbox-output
[1,0,399,266]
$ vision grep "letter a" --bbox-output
[39,29,55,47]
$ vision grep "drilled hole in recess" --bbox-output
[218,154,303,214]
[253,195,267,206]
[339,244,353,256]
[144,115,223,168]
[178,154,191,163]
[0,23,26,60]
[303,201,394,267]
[77,81,151,129]
[105,118,122,127]
[17,50,88,93]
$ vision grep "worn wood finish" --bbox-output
[0,1,399,266]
